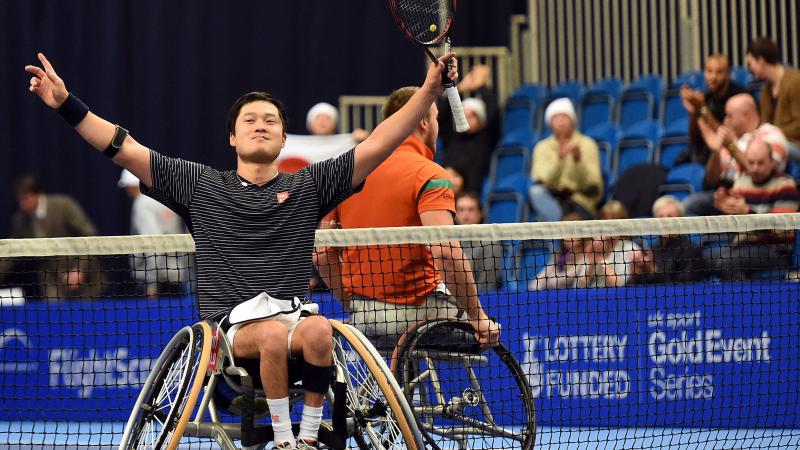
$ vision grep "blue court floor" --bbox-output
[2,422,800,449]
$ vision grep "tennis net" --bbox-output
[1,213,799,449]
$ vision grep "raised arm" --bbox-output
[351,53,457,188]
[25,53,152,187]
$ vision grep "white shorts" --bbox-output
[226,309,305,358]
[224,292,315,358]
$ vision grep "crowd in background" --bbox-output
[3,37,799,299]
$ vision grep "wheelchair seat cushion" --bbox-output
[412,323,483,355]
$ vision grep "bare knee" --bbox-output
[301,316,333,356]
[252,321,289,359]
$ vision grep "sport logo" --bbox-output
[276,192,290,204]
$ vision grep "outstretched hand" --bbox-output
[422,52,459,97]
[25,53,68,109]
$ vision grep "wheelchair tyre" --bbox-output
[119,322,212,450]
[393,319,536,450]
[328,319,423,450]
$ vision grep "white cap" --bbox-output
[544,97,577,128]
[117,169,139,188]
[306,102,338,131]
[462,97,487,126]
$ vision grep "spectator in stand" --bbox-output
[455,192,503,291]
[677,53,748,165]
[683,93,788,216]
[118,169,188,297]
[306,102,369,142]
[529,211,591,290]
[2,175,104,298]
[747,37,800,159]
[440,65,500,194]
[529,98,603,221]
[630,195,706,284]
[577,201,643,287]
[706,138,799,279]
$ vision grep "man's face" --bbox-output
[550,113,574,137]
[746,143,777,184]
[704,57,730,94]
[455,197,483,225]
[229,100,286,163]
[746,53,767,80]
[17,192,39,215]
[308,113,337,135]
[724,101,752,136]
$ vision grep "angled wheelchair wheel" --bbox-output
[119,321,212,450]
[393,319,536,450]
[328,319,424,450]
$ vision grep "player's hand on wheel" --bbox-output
[471,316,501,349]
[25,52,69,109]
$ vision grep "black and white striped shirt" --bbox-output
[143,148,357,319]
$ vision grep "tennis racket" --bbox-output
[389,0,469,133]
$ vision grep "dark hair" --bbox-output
[14,175,41,197]
[382,86,418,120]
[226,91,288,136]
[746,37,781,64]
[455,191,481,205]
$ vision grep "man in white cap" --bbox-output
[529,97,603,221]
[118,169,187,297]
[305,102,339,136]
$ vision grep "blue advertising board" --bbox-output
[1,282,798,427]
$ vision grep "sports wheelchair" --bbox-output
[119,319,424,449]
[388,319,536,450]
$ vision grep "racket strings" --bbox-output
[393,0,451,44]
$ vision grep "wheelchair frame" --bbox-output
[390,319,537,450]
[119,319,423,450]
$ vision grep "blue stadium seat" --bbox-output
[493,172,532,197]
[586,76,624,101]
[664,162,706,192]
[622,120,663,143]
[626,74,664,116]
[502,98,535,134]
[485,192,527,224]
[615,139,655,178]
[660,88,689,131]
[488,147,531,188]
[517,241,552,286]
[656,136,690,169]
[585,122,622,153]
[498,128,538,149]
[785,159,800,180]
[732,66,754,87]
[596,141,613,173]
[510,83,548,107]
[617,91,655,133]
[663,117,690,137]
[579,93,614,132]
[670,71,705,90]
[546,80,587,106]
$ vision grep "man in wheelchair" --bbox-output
[26,50,459,449]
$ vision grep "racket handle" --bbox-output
[446,86,469,133]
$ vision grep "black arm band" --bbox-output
[103,125,129,159]
[56,93,89,127]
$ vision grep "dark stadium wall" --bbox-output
[1,0,525,237]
